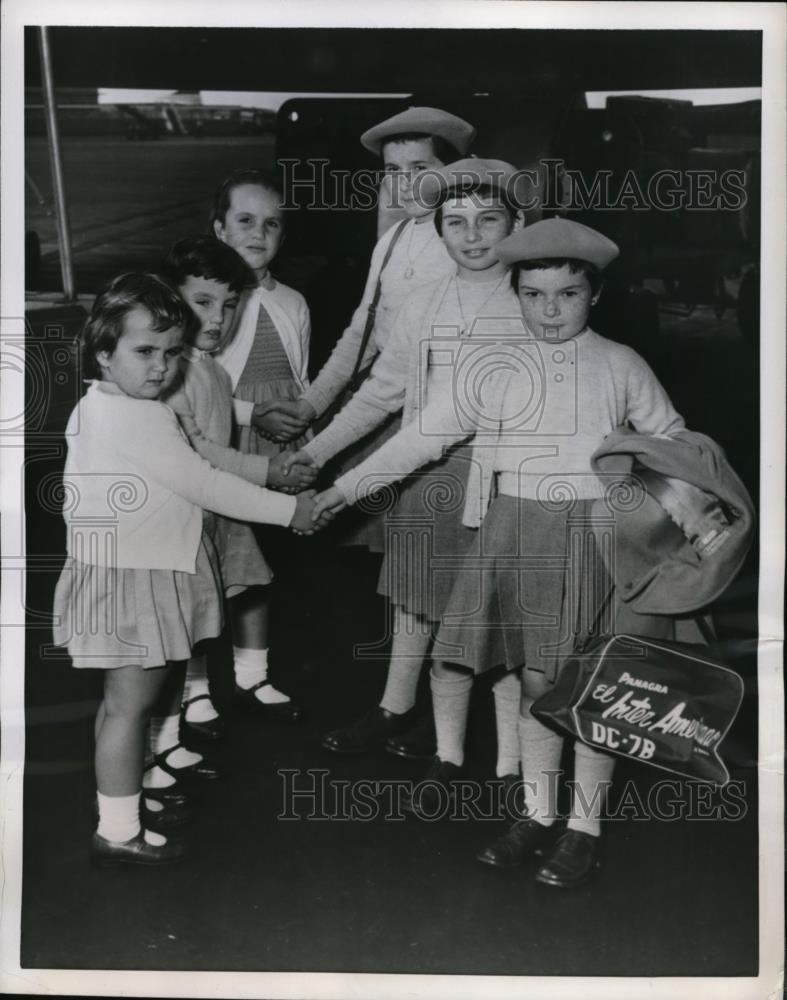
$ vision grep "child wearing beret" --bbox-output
[313,218,690,887]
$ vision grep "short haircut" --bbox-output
[162,235,255,293]
[380,132,461,166]
[79,272,193,380]
[510,258,603,296]
[210,168,285,228]
[433,182,520,236]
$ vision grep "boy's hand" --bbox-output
[289,490,318,534]
[268,452,318,492]
[311,486,347,529]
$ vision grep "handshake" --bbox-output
[252,398,316,444]
[271,447,348,534]
[288,486,347,535]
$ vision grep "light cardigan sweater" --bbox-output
[163,346,271,485]
[333,329,685,527]
[62,382,296,573]
[302,217,455,417]
[217,279,311,424]
[303,274,523,471]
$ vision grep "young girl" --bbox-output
[211,169,313,720]
[161,236,316,743]
[52,273,316,866]
[290,162,526,776]
[288,105,476,557]
[313,218,696,887]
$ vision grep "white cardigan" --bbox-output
[217,280,311,400]
[62,382,296,573]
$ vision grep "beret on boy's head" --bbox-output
[415,158,520,209]
[360,106,476,156]
[496,218,620,269]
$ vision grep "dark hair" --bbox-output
[380,131,461,166]
[433,182,520,236]
[162,235,256,293]
[210,168,286,229]
[510,257,603,296]
[79,272,193,380]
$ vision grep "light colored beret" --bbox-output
[414,158,521,210]
[496,218,620,269]
[360,106,476,157]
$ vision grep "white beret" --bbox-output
[413,158,521,210]
[360,106,476,157]
[495,218,620,269]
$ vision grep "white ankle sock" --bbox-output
[568,741,616,838]
[430,666,473,767]
[519,702,563,827]
[380,608,431,715]
[233,647,289,704]
[183,655,218,722]
[143,713,202,789]
[96,791,141,843]
[492,671,521,777]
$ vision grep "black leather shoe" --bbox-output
[90,830,185,867]
[385,712,436,760]
[181,695,226,742]
[535,829,601,888]
[142,784,194,808]
[322,706,414,754]
[142,796,194,831]
[154,744,220,782]
[234,682,303,723]
[403,757,463,818]
[477,816,558,868]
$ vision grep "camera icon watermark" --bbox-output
[419,319,579,441]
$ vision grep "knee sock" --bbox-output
[492,671,521,777]
[380,607,431,715]
[182,655,218,723]
[96,791,165,846]
[430,666,472,767]
[519,701,563,827]
[143,712,202,789]
[568,741,616,838]
[233,646,289,704]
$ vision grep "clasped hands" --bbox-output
[281,449,348,536]
[251,398,315,443]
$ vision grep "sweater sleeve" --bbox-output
[333,382,472,505]
[623,349,686,436]
[302,292,417,467]
[128,405,295,525]
[301,225,396,416]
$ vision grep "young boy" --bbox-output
[313,218,687,887]
[286,161,526,780]
[159,236,317,742]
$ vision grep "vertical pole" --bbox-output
[37,27,75,301]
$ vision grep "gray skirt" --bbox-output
[376,444,480,622]
[52,523,224,670]
[322,411,403,553]
[433,494,613,680]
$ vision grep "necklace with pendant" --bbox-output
[454,273,509,337]
[402,222,436,279]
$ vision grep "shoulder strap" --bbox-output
[349,219,409,385]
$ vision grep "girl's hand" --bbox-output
[311,487,347,529]
[252,402,309,442]
[289,399,317,423]
[280,448,318,478]
[289,490,318,534]
[268,452,318,492]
